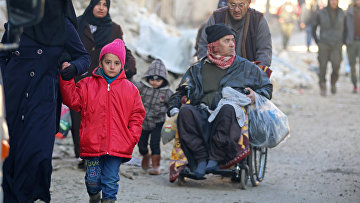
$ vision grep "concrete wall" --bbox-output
[131,0,218,26]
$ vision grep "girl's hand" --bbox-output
[60,62,77,81]
[62,62,71,70]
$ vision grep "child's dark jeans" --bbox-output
[138,122,164,155]
[84,155,122,200]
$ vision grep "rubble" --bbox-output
[271,52,317,91]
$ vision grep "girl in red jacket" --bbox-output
[60,39,145,203]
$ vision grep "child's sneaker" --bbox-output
[55,132,65,139]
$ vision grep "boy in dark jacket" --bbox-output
[134,59,173,175]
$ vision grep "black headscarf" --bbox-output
[23,0,77,46]
[77,0,112,48]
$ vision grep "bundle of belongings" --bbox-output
[247,92,290,148]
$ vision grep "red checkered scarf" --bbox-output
[206,40,236,69]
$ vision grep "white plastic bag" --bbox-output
[247,93,290,148]
[161,114,178,145]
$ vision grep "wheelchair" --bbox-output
[166,104,269,189]
[176,145,267,189]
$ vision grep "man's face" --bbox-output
[355,0,360,8]
[329,0,338,10]
[217,35,235,57]
[228,0,250,20]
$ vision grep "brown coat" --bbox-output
[76,22,136,82]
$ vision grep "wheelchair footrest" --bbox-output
[207,168,236,177]
[179,167,207,180]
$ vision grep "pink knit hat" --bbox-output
[99,39,126,69]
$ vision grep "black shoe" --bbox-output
[180,167,206,180]
[331,85,336,94]
[187,171,207,180]
[78,159,86,170]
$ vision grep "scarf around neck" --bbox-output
[206,40,236,69]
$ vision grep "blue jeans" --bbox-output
[85,156,122,200]
[306,24,312,47]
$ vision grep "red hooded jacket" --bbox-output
[60,67,145,158]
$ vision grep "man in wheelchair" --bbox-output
[167,24,273,180]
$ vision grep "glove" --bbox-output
[60,64,77,81]
[169,108,179,117]
[59,51,71,64]
[58,51,71,69]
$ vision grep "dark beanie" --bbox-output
[206,24,235,43]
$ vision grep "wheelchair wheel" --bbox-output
[177,174,186,186]
[239,168,247,190]
[248,146,267,186]
[231,162,248,190]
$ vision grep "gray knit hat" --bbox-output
[143,59,169,84]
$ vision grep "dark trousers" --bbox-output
[318,42,342,86]
[70,109,81,158]
[346,40,360,87]
[178,104,241,165]
[178,105,211,163]
[305,24,312,47]
[210,104,241,162]
[138,122,164,155]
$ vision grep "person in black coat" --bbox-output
[0,0,90,202]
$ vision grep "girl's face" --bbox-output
[100,53,122,78]
[149,78,164,89]
[93,0,108,18]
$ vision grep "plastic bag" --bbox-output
[247,93,290,148]
[161,114,178,145]
[56,104,72,139]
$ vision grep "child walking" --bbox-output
[60,39,145,203]
[134,59,173,175]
